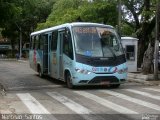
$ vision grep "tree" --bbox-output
[37,0,118,30]
[0,0,18,26]
[1,0,55,57]
[122,0,157,74]
[139,0,155,74]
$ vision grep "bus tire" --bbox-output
[151,63,154,73]
[38,66,43,78]
[111,84,120,88]
[66,72,74,89]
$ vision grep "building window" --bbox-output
[126,45,135,61]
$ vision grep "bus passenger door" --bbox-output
[58,30,65,79]
[48,33,52,74]
[43,34,49,74]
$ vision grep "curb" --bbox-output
[0,59,28,62]
[127,79,158,86]
[18,59,28,63]
[128,78,147,84]
[0,58,17,61]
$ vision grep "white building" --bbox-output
[121,37,138,72]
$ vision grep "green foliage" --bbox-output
[0,0,55,57]
[80,1,118,24]
[37,0,118,30]
[121,23,135,36]
[0,0,55,41]
[0,0,21,26]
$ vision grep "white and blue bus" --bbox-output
[29,22,127,88]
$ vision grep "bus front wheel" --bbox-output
[66,73,74,89]
[110,84,120,88]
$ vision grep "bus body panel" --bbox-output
[50,51,58,79]
[72,62,127,85]
[29,49,43,72]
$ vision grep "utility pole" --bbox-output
[118,0,122,36]
[19,27,22,59]
[154,0,160,80]
[15,23,22,59]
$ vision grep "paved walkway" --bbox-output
[128,73,160,86]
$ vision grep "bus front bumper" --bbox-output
[72,72,127,86]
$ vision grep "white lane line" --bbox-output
[47,92,92,114]
[18,60,28,63]
[47,92,105,120]
[144,88,160,93]
[125,89,160,100]
[74,91,138,114]
[17,93,50,114]
[100,90,160,111]
[9,85,61,90]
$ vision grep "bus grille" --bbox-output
[88,76,119,84]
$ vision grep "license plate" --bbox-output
[100,81,110,85]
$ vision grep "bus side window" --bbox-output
[39,35,43,50]
[63,30,73,60]
[42,34,48,51]
[33,36,36,49]
[51,30,58,51]
[30,36,33,49]
[35,35,40,50]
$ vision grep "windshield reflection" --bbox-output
[73,26,124,58]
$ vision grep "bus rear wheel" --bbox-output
[66,73,74,89]
[38,66,43,78]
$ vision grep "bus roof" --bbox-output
[31,22,114,36]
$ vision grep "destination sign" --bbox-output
[74,27,97,34]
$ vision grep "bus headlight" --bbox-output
[75,68,92,75]
[117,68,128,74]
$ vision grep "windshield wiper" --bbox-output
[105,46,117,59]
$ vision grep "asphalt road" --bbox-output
[0,60,160,120]
[0,60,66,91]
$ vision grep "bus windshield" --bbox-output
[73,26,124,58]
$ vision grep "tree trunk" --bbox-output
[137,22,149,68]
[137,0,151,68]
[141,42,154,74]
[10,38,16,58]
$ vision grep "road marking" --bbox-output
[125,89,160,100]
[17,93,58,120]
[47,92,92,114]
[8,85,62,90]
[17,93,50,114]
[18,60,28,63]
[74,91,138,114]
[144,88,160,93]
[100,90,160,111]
[47,92,105,120]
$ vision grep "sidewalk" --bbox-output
[127,72,160,86]
[0,58,28,62]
